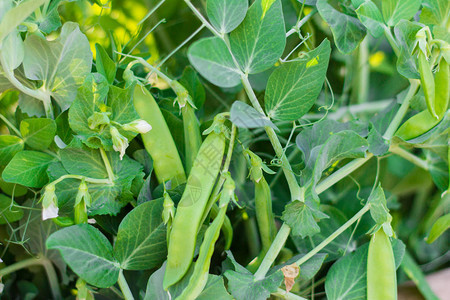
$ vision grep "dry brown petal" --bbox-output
[281,263,300,293]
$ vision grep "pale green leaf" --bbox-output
[420,0,450,27]
[207,0,248,34]
[20,118,57,150]
[0,135,24,166]
[382,0,421,27]
[230,101,278,130]
[427,213,450,243]
[0,194,23,224]
[356,1,385,38]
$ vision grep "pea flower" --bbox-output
[110,126,129,160]
[122,119,152,134]
[41,184,59,220]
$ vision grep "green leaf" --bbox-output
[20,118,56,150]
[60,146,108,179]
[196,275,233,300]
[420,0,450,27]
[108,84,139,125]
[382,0,421,27]
[114,199,166,270]
[394,20,421,79]
[265,40,331,121]
[426,213,450,243]
[356,1,385,38]
[281,200,328,238]
[229,0,286,74]
[0,0,46,42]
[22,22,92,111]
[206,0,248,34]
[1,30,24,71]
[2,150,55,188]
[179,66,206,109]
[0,194,23,224]
[0,135,24,166]
[225,269,283,300]
[367,124,389,156]
[18,94,46,117]
[95,43,116,84]
[46,224,120,288]
[230,101,278,130]
[317,0,366,54]
[298,253,327,281]
[368,184,392,227]
[188,37,241,88]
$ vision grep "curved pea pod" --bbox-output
[210,203,233,250]
[418,52,437,119]
[182,104,202,175]
[133,85,186,187]
[163,132,226,290]
[255,176,276,252]
[367,228,397,300]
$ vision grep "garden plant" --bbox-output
[0,0,449,299]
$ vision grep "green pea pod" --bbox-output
[418,51,437,119]
[176,198,229,299]
[367,228,397,300]
[434,59,449,117]
[255,176,276,253]
[133,85,186,187]
[163,132,226,290]
[182,104,202,175]
[210,203,233,250]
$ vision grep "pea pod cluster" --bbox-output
[163,129,226,289]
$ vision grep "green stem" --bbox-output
[52,174,112,186]
[383,80,420,140]
[100,148,115,182]
[273,288,308,300]
[384,26,400,57]
[353,37,369,104]
[117,270,134,300]
[390,146,429,170]
[41,258,62,300]
[296,204,371,266]
[183,0,222,37]
[0,257,43,277]
[0,113,22,136]
[286,9,318,37]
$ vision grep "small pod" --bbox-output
[367,228,397,300]
[133,85,186,187]
[418,51,437,118]
[182,104,202,175]
[163,131,226,290]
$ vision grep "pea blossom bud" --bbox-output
[122,119,152,134]
[75,180,91,207]
[41,184,59,220]
[110,126,129,160]
[162,191,175,225]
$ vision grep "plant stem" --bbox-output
[273,288,308,300]
[286,9,318,38]
[384,26,400,57]
[100,148,115,182]
[383,80,420,140]
[183,0,222,37]
[41,258,62,300]
[390,146,429,170]
[353,37,369,104]
[0,257,43,277]
[52,174,112,186]
[118,270,134,300]
[0,113,22,136]
[296,204,371,266]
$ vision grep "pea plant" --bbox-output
[0,0,448,299]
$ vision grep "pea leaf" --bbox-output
[281,200,328,238]
[225,269,283,300]
[114,199,167,270]
[95,43,116,84]
[206,0,248,34]
[179,66,206,109]
[229,0,286,74]
[230,101,278,130]
[188,37,241,88]
[46,224,120,288]
[0,194,23,224]
[420,0,450,27]
[20,118,56,150]
[22,22,92,111]
[368,184,392,227]
[265,39,331,121]
[426,213,450,243]
[356,1,385,38]
[394,20,421,79]
[60,146,108,179]
[2,150,55,188]
[0,135,24,166]
[382,0,421,27]
[317,0,366,54]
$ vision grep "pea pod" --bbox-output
[418,51,437,119]
[176,176,234,300]
[209,202,233,250]
[133,85,186,187]
[163,131,226,290]
[182,104,202,175]
[367,228,397,300]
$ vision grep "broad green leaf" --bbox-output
[0,135,24,166]
[420,0,450,27]
[297,253,327,280]
[2,151,55,188]
[179,66,206,109]
[18,94,46,117]
[20,118,56,150]
[60,146,108,179]
[0,194,23,224]
[281,200,328,238]
[225,268,283,300]
[317,0,366,54]
[382,0,421,27]
[230,101,278,130]
[229,0,286,74]
[206,0,248,34]
[1,30,24,71]
[46,224,120,288]
[22,22,92,111]
[114,199,166,270]
[108,84,139,125]
[95,43,116,84]
[394,20,422,79]
[356,1,385,38]
[188,37,241,88]
[426,213,450,243]
[0,0,46,42]
[0,178,28,197]
[265,40,331,121]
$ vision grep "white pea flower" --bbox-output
[123,119,152,134]
[41,184,59,220]
[110,126,129,160]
